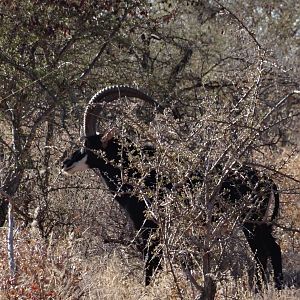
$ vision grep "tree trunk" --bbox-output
[198,250,217,300]
[7,203,16,276]
[0,172,21,226]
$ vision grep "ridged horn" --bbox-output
[83,86,164,137]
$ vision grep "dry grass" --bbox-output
[0,227,299,300]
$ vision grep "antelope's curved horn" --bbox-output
[83,86,164,137]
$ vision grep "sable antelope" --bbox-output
[62,86,283,289]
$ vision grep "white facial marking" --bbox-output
[63,155,88,175]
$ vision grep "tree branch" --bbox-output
[213,0,262,49]
[79,12,128,80]
[0,190,33,224]
[168,47,193,86]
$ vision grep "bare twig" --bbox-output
[7,202,16,276]
[213,0,262,49]
[261,91,300,125]
[274,223,300,234]
[0,51,59,103]
[0,190,33,223]
[168,47,193,87]
[79,13,128,80]
[246,162,300,184]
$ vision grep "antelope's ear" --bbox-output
[101,127,117,148]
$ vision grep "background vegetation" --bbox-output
[0,0,299,299]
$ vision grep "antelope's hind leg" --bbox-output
[243,223,269,290]
[261,224,283,289]
[140,221,162,286]
[243,223,283,290]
